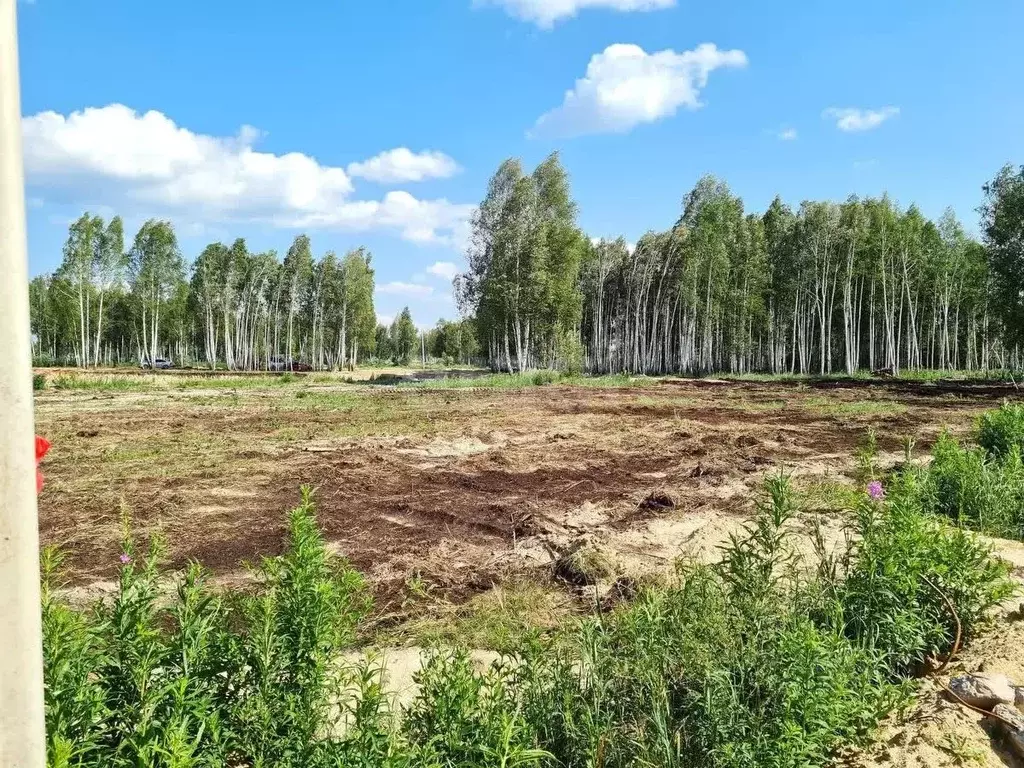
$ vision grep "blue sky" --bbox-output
[16,0,1024,326]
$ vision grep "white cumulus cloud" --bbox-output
[777,127,798,141]
[531,43,747,138]
[289,191,474,249]
[347,148,460,184]
[376,281,435,298]
[427,261,460,280]
[823,106,899,132]
[478,0,674,27]
[21,104,471,247]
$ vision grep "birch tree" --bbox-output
[130,220,185,365]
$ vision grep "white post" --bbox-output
[0,0,47,765]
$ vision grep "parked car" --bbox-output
[268,356,311,372]
[140,357,173,370]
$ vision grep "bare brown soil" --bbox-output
[35,376,1017,594]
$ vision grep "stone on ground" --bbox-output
[948,672,1017,710]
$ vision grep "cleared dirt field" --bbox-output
[35,373,1020,598]
[34,371,1024,765]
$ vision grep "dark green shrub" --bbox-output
[42,530,232,767]
[921,432,1024,539]
[978,401,1024,459]
[34,373,47,391]
[41,489,374,768]
[530,369,561,386]
[222,490,371,765]
[405,649,551,766]
[41,549,106,768]
[826,471,1015,676]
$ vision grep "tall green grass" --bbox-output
[978,401,1024,459]
[42,473,1014,767]
[51,374,147,392]
[895,402,1024,541]
[42,490,374,768]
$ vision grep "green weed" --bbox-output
[915,432,1024,540]
[395,581,566,653]
[940,732,987,765]
[978,401,1024,459]
[52,374,145,392]
[856,427,880,482]
[805,397,907,418]
[42,489,378,768]
[821,470,1016,675]
[409,371,655,390]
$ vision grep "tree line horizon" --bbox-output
[28,157,1024,375]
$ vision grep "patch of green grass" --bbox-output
[391,581,568,653]
[278,390,363,410]
[103,445,166,463]
[43,371,312,393]
[266,391,437,438]
[634,395,699,409]
[803,397,907,417]
[174,374,304,390]
[939,733,987,765]
[272,426,305,443]
[404,373,527,389]
[799,477,860,511]
[718,371,873,382]
[570,372,659,388]
[89,431,239,482]
[717,369,1016,383]
[409,371,658,390]
[730,398,789,412]
[897,368,1018,383]
[52,373,151,391]
[415,372,557,389]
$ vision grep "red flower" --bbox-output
[35,436,50,493]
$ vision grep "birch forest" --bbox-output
[29,159,1024,376]
[30,218,380,369]
[460,155,1024,376]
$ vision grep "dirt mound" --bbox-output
[553,537,616,586]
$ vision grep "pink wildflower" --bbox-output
[119,553,132,565]
[867,480,885,500]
